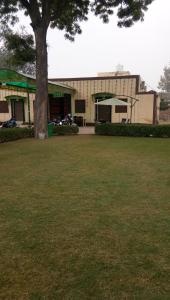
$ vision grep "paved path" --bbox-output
[78,126,95,134]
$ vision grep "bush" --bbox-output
[53,124,79,135]
[0,127,34,143]
[95,123,170,138]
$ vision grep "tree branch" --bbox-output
[29,0,42,29]
[42,0,51,27]
[19,0,31,11]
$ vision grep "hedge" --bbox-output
[0,127,34,143]
[53,124,79,135]
[95,123,170,138]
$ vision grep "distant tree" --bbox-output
[158,65,170,92]
[160,99,169,111]
[0,0,154,139]
[0,28,36,75]
[0,48,11,69]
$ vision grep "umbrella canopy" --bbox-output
[95,98,129,106]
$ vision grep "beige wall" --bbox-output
[22,93,37,123]
[133,94,154,124]
[0,75,159,125]
[0,84,73,123]
[0,88,35,123]
[53,76,158,124]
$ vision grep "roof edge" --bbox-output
[50,75,140,81]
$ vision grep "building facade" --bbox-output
[0,69,160,125]
[0,69,74,124]
[51,72,160,125]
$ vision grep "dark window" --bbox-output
[0,101,9,113]
[115,99,127,113]
[75,100,85,113]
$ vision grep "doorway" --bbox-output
[49,94,71,121]
[94,93,114,122]
[96,104,111,123]
[11,99,25,121]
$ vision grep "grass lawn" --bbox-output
[0,135,170,299]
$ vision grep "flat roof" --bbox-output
[50,75,140,81]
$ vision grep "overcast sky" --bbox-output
[21,0,170,91]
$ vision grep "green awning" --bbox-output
[52,91,64,97]
[2,81,36,91]
[93,92,115,98]
[5,95,26,101]
[0,69,74,95]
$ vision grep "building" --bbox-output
[51,72,160,125]
[0,69,160,125]
[0,69,74,124]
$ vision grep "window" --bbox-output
[75,100,86,113]
[0,101,9,113]
[115,99,127,113]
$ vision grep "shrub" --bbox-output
[53,125,79,136]
[0,127,34,143]
[95,123,170,138]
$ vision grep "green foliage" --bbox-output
[4,30,36,71]
[0,1,154,39]
[158,65,170,92]
[0,1,18,27]
[0,48,12,69]
[0,27,36,75]
[93,0,154,28]
[53,125,79,135]
[0,127,34,143]
[160,99,169,111]
[95,123,170,138]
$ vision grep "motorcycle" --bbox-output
[62,114,73,125]
[0,117,17,128]
[49,114,73,126]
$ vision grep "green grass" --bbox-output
[0,135,170,299]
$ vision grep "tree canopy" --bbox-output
[0,1,154,36]
[0,0,154,139]
[158,65,170,92]
[0,27,36,75]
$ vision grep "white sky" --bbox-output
[20,0,170,91]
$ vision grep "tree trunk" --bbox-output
[34,26,48,139]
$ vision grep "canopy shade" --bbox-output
[95,98,129,106]
[2,81,36,91]
[0,69,74,94]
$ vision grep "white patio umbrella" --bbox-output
[95,98,130,122]
[95,98,130,106]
